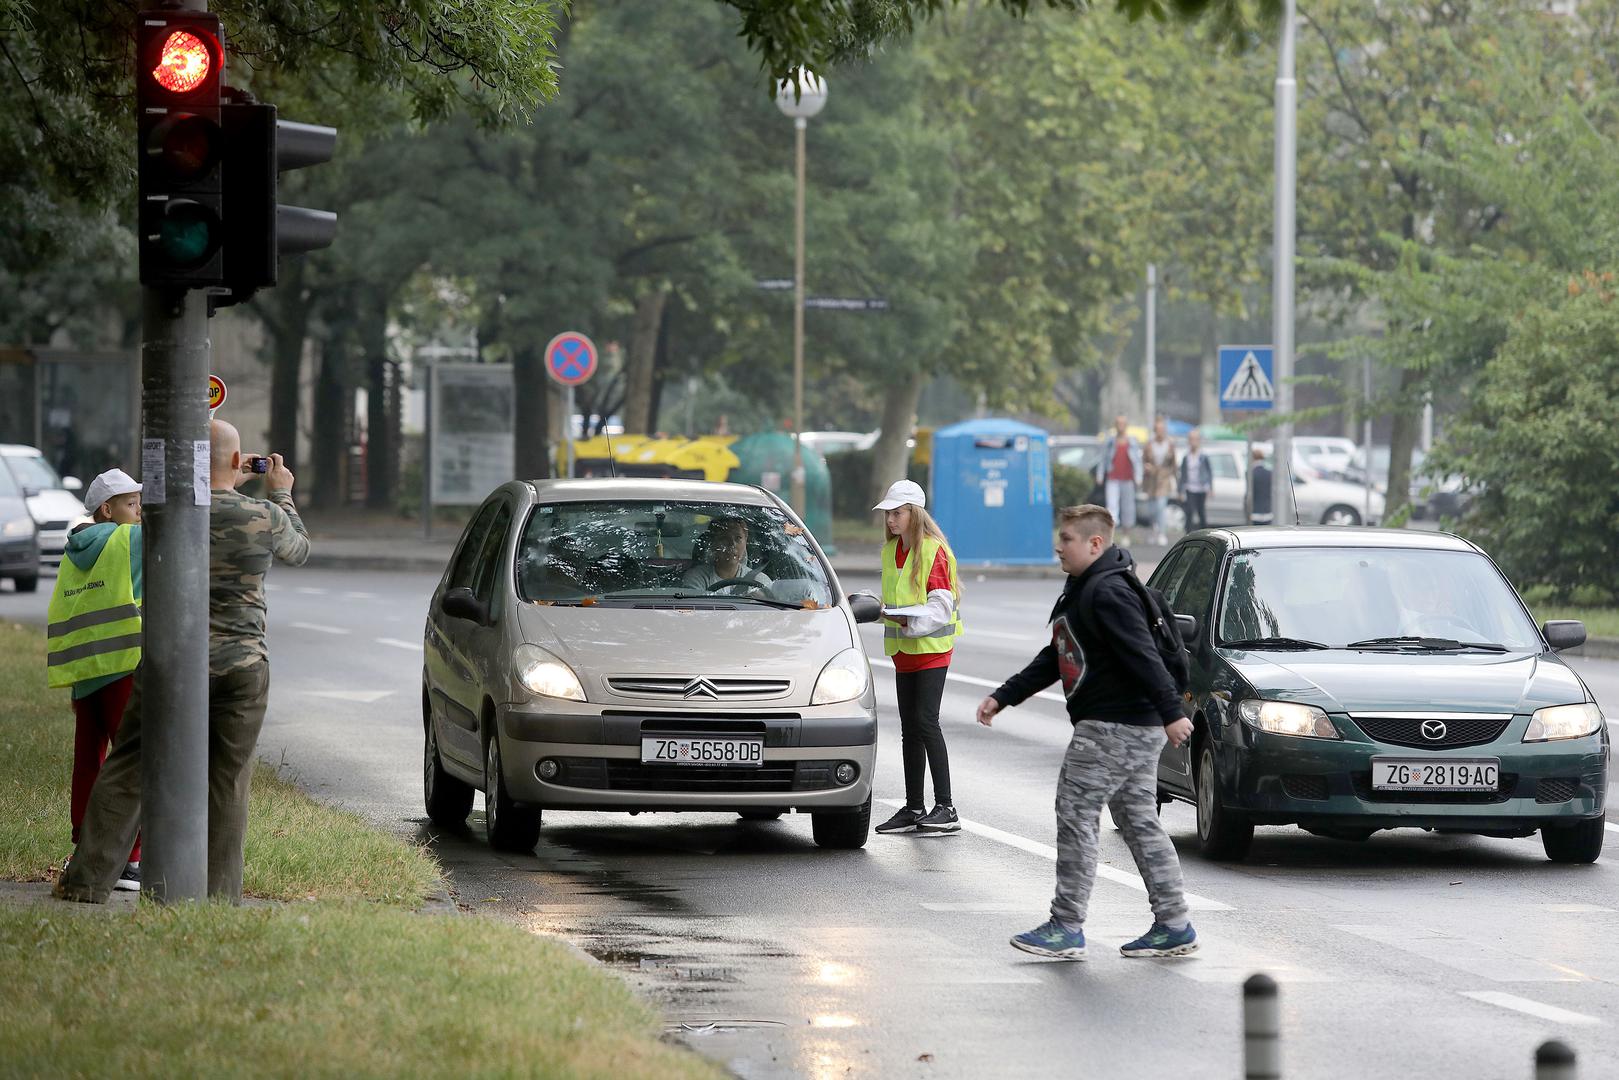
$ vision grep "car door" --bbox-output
[428,501,500,769]
[1205,450,1246,524]
[460,500,516,747]
[1156,542,1220,793]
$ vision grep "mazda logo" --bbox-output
[682,678,719,699]
[1420,720,1448,741]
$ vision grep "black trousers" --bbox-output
[894,666,952,808]
[1185,491,1208,531]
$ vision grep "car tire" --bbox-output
[811,797,871,849]
[738,810,783,821]
[424,705,474,830]
[1541,819,1604,864]
[484,733,541,853]
[1320,505,1361,527]
[12,573,38,593]
[1195,741,1253,861]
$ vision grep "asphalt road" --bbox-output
[7,567,1619,1078]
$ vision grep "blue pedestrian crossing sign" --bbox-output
[1218,346,1276,410]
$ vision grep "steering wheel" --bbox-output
[706,578,761,592]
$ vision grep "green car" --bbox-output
[1148,528,1608,863]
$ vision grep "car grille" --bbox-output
[605,675,792,701]
[1351,716,1512,750]
[546,757,842,793]
[1351,771,1518,804]
[1281,775,1329,801]
[1536,778,1579,804]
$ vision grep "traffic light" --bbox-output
[136,11,226,288]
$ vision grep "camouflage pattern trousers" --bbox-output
[1051,720,1189,928]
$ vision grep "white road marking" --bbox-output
[294,587,328,595]
[876,798,1231,911]
[376,637,423,651]
[343,591,378,600]
[1604,820,1619,834]
[1336,925,1583,983]
[305,690,394,704]
[968,628,1040,643]
[291,621,349,635]
[867,655,1066,705]
[1460,991,1603,1027]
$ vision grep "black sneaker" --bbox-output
[875,806,926,834]
[916,804,960,833]
[113,861,140,893]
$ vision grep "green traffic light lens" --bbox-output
[157,200,219,267]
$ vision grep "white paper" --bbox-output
[193,439,211,506]
[141,439,166,505]
[882,604,932,619]
[983,483,1005,507]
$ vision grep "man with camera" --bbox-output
[57,419,309,904]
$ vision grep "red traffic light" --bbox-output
[152,30,212,94]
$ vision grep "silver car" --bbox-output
[422,478,882,852]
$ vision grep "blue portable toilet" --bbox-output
[929,418,1054,565]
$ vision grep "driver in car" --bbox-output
[683,517,773,593]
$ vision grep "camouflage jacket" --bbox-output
[209,487,310,676]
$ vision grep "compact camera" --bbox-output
[245,455,271,474]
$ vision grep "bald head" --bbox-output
[211,419,242,487]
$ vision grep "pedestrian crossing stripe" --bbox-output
[1222,351,1275,403]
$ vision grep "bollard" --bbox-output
[1534,1040,1576,1080]
[1243,973,1280,1080]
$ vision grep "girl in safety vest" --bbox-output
[871,479,964,835]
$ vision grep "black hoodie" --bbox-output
[990,546,1188,728]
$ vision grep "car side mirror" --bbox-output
[1174,614,1199,646]
[20,486,39,499]
[442,586,489,625]
[1542,620,1586,652]
[62,476,83,492]
[848,592,883,624]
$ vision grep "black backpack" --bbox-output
[1077,568,1193,696]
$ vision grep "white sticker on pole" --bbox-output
[142,438,166,505]
[193,439,211,506]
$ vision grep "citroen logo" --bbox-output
[1420,720,1448,741]
[682,678,719,700]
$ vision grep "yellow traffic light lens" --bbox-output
[153,30,211,94]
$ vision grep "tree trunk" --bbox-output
[621,287,669,434]
[309,332,348,509]
[265,264,312,473]
[868,371,926,508]
[647,304,671,434]
[513,340,552,481]
[365,354,392,509]
[1384,366,1424,523]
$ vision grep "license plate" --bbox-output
[1371,758,1499,791]
[640,736,764,767]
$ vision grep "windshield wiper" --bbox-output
[1219,636,1330,651]
[599,591,808,611]
[1347,635,1509,653]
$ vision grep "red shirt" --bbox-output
[891,538,954,673]
[1107,438,1135,481]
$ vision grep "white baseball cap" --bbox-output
[872,479,926,511]
[84,469,142,512]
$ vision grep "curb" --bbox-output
[301,551,451,574]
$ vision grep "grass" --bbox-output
[0,622,722,1080]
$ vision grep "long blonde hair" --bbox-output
[886,504,961,600]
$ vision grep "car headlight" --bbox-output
[812,647,870,705]
[513,643,585,701]
[1524,702,1603,743]
[1237,699,1340,739]
[1,518,32,538]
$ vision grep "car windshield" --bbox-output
[516,499,836,609]
[1217,547,1542,651]
[0,458,20,497]
[4,454,60,491]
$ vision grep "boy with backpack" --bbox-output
[976,504,1197,961]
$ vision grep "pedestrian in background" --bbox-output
[1097,415,1142,544]
[46,469,145,892]
[1142,415,1179,545]
[871,479,965,836]
[976,504,1197,961]
[1250,447,1274,526]
[1179,428,1213,532]
[56,420,310,904]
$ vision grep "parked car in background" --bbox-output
[1337,445,1478,520]
[0,444,92,566]
[1292,436,1358,480]
[0,454,40,591]
[1165,440,1384,529]
[800,431,877,456]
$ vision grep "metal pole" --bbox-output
[564,385,575,478]
[1271,0,1297,526]
[139,285,211,903]
[1535,1040,1576,1080]
[1363,355,1373,522]
[1145,264,1158,425]
[1243,973,1281,1080]
[791,116,807,514]
[421,359,432,542]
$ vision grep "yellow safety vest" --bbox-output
[46,525,142,689]
[881,535,963,657]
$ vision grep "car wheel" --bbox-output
[1320,505,1361,527]
[12,573,37,593]
[811,796,871,849]
[1541,819,1604,864]
[484,733,541,853]
[1195,742,1253,861]
[738,810,784,821]
[423,701,473,830]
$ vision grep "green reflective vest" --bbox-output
[880,535,963,657]
[46,525,142,689]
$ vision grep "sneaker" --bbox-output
[113,861,141,893]
[915,804,960,833]
[1119,922,1198,957]
[1010,919,1087,960]
[875,806,925,834]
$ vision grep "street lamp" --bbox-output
[775,69,827,515]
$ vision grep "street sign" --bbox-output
[804,296,890,311]
[207,373,226,414]
[755,278,795,291]
[544,331,598,387]
[1219,346,1276,410]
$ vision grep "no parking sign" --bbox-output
[545,332,598,387]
